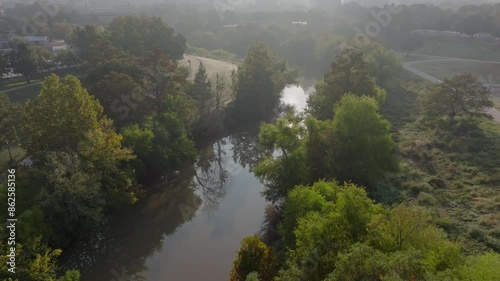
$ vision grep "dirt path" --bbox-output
[402,58,500,123]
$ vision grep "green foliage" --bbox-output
[230,235,278,281]
[9,37,49,83]
[420,74,493,130]
[231,43,297,123]
[23,75,104,154]
[254,112,311,202]
[279,181,340,249]
[0,93,21,146]
[331,94,398,188]
[275,181,467,281]
[457,252,500,280]
[107,16,186,60]
[307,48,386,120]
[0,237,80,281]
[245,272,259,281]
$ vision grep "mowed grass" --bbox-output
[411,60,500,83]
[413,37,500,62]
[0,79,43,92]
[5,83,43,103]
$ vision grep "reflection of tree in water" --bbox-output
[229,130,269,171]
[193,139,230,213]
[62,182,201,281]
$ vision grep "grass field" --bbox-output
[411,60,500,83]
[412,37,500,62]
[397,119,500,254]
[5,84,43,103]
[0,79,43,92]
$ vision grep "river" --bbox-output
[61,85,313,281]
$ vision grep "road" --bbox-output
[402,57,500,123]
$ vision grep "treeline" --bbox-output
[0,15,299,281]
[228,42,500,280]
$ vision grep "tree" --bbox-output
[307,48,386,120]
[231,43,297,123]
[92,71,147,128]
[254,112,311,203]
[69,25,104,60]
[456,14,482,38]
[229,235,278,281]
[331,94,398,188]
[279,181,340,248]
[420,74,493,128]
[107,16,187,60]
[54,50,79,68]
[0,237,80,281]
[23,75,136,209]
[0,94,21,157]
[0,51,9,77]
[9,37,39,83]
[24,75,105,154]
[35,152,105,246]
[189,62,213,136]
[290,184,384,281]
[400,34,423,57]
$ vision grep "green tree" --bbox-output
[331,94,398,188]
[279,181,340,248]
[254,112,311,202]
[189,62,213,136]
[9,38,39,83]
[232,43,297,123]
[23,75,136,208]
[92,71,147,128]
[54,50,79,68]
[457,252,500,281]
[0,237,80,281]
[107,16,186,60]
[0,94,21,158]
[229,235,278,281]
[289,184,385,281]
[35,152,105,246]
[0,52,9,77]
[307,48,386,120]
[420,74,493,128]
[69,25,104,60]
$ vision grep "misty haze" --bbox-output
[0,0,500,281]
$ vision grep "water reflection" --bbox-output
[63,85,311,281]
[194,139,230,213]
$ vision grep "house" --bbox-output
[23,36,50,48]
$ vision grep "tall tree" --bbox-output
[232,43,297,123]
[9,37,40,83]
[420,74,493,128]
[23,75,137,209]
[189,62,213,136]
[307,48,386,120]
[107,16,187,60]
[331,94,398,188]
